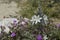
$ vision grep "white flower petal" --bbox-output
[31,15,42,24]
[4,27,10,34]
[43,35,48,40]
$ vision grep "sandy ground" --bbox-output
[50,18,60,25]
[0,0,20,19]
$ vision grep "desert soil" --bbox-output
[0,0,20,19]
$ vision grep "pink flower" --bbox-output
[21,21,26,25]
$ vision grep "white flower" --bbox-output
[30,15,42,24]
[43,15,48,21]
[43,35,48,40]
[4,27,10,34]
[43,15,48,24]
[3,18,19,24]
[0,18,19,27]
[0,18,19,34]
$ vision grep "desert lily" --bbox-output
[30,15,42,24]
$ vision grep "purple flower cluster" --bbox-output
[11,32,16,37]
[36,34,43,40]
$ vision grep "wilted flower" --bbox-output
[11,32,16,37]
[36,34,43,40]
[0,33,3,38]
[30,15,42,24]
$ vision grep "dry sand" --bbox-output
[0,0,20,19]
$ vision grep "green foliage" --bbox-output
[18,0,39,18]
[41,0,60,18]
[19,6,36,18]
[0,0,60,40]
[18,0,60,19]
